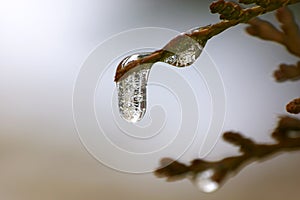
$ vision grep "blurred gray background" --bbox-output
[0,0,300,199]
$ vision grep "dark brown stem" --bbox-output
[274,61,300,82]
[115,0,300,82]
[155,116,300,186]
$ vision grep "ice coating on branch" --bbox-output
[116,34,205,123]
[163,34,204,67]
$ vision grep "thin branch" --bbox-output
[114,0,300,82]
[244,6,300,81]
[155,116,300,191]
[273,61,300,81]
[246,7,300,57]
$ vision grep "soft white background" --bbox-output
[0,0,300,199]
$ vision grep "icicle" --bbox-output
[116,53,152,123]
[115,31,207,123]
[163,34,204,67]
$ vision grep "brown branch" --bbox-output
[154,116,300,192]
[273,61,300,81]
[246,6,300,57]
[244,6,300,81]
[114,0,300,82]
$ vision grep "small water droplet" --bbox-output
[117,53,153,123]
[194,169,219,193]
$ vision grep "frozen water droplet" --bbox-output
[163,34,204,67]
[194,169,219,193]
[116,31,207,123]
[117,53,153,123]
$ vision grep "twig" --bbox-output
[114,0,300,82]
[244,6,300,81]
[246,6,300,57]
[155,116,300,192]
[273,61,300,81]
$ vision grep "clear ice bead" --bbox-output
[194,169,219,193]
[163,34,204,67]
[117,53,152,123]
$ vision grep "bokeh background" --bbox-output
[0,0,300,199]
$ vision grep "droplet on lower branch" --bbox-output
[193,169,219,193]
